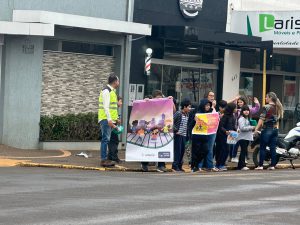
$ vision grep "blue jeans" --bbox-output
[100,120,112,160]
[198,133,216,169]
[259,128,278,167]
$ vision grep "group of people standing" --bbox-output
[98,74,284,172]
[173,90,283,173]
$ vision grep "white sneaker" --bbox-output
[268,166,275,170]
[241,167,250,171]
[255,166,263,170]
[231,157,239,163]
[218,166,228,171]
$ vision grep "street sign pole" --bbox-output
[262,49,267,106]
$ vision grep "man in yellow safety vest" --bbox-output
[98,74,120,167]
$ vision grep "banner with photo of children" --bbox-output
[126,98,174,162]
[192,113,220,135]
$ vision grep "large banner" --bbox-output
[126,98,174,162]
[231,11,300,48]
[192,113,220,135]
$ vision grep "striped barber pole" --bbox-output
[145,55,151,76]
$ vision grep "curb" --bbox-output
[18,162,172,172]
[17,162,152,172]
[18,162,300,172]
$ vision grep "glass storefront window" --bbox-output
[283,76,296,110]
[273,54,296,72]
[147,64,162,96]
[282,76,297,132]
[239,73,254,105]
[181,68,201,106]
[162,65,181,100]
[163,40,218,64]
[148,63,218,108]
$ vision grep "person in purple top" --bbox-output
[230,96,260,163]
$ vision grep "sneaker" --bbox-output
[268,166,275,170]
[172,167,183,173]
[218,166,228,171]
[255,166,263,170]
[141,164,148,172]
[179,167,186,172]
[208,167,219,172]
[241,167,250,171]
[111,159,124,164]
[100,160,115,167]
[157,166,168,173]
[191,167,199,173]
[231,157,239,163]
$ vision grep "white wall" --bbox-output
[226,0,300,32]
[222,50,241,101]
[229,0,300,11]
[224,0,300,101]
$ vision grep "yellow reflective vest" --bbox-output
[98,86,118,121]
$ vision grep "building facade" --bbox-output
[0,0,151,149]
[129,0,262,109]
[228,0,300,132]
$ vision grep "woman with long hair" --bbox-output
[254,92,284,170]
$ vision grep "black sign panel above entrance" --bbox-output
[179,0,203,19]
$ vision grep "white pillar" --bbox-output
[222,49,241,101]
[0,44,3,143]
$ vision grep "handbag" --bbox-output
[226,131,238,145]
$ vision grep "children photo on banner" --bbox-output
[126,98,174,162]
[192,112,220,135]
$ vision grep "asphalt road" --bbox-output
[1,168,300,225]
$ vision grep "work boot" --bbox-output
[100,160,115,167]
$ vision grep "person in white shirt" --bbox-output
[98,74,120,167]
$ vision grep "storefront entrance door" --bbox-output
[149,63,217,108]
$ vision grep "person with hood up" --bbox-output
[189,98,213,173]
[215,102,237,171]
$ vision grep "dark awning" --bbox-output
[152,26,266,51]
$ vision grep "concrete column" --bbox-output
[222,49,241,101]
[119,0,134,145]
[0,44,3,143]
[1,36,44,149]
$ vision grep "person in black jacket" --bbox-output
[172,99,192,172]
[215,102,237,171]
[189,98,213,172]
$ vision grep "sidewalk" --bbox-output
[1,144,300,172]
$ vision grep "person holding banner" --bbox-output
[140,90,175,172]
[190,99,213,173]
[172,98,192,172]
[198,91,219,172]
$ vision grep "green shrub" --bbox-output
[39,113,99,141]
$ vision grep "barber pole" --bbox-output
[145,48,152,76]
